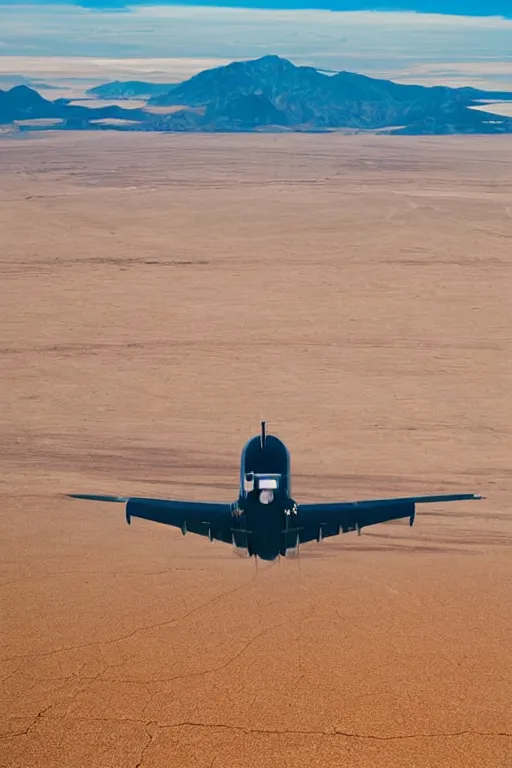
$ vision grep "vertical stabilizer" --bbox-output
[260,421,267,449]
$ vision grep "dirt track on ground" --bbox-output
[1,132,511,767]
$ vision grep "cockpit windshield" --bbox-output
[244,473,281,496]
[258,477,279,490]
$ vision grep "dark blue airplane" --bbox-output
[70,422,482,560]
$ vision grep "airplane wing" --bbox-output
[68,494,236,544]
[297,493,482,543]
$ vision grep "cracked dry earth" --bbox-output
[1,132,512,768]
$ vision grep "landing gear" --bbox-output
[284,532,300,558]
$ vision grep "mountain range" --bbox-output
[89,56,512,135]
[3,56,512,135]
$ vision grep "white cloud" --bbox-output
[0,4,511,90]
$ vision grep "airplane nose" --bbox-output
[260,490,274,505]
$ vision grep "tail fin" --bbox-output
[260,421,267,449]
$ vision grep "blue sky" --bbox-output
[1,0,511,13]
[77,1,512,18]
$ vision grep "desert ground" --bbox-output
[1,132,511,768]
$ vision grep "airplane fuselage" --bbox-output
[231,427,299,560]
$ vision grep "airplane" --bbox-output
[69,422,483,561]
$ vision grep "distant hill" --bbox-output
[0,85,61,123]
[3,58,512,136]
[0,84,149,125]
[87,81,177,99]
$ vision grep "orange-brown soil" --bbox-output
[1,132,511,767]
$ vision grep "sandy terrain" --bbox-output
[1,132,511,768]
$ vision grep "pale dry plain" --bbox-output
[1,132,511,768]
